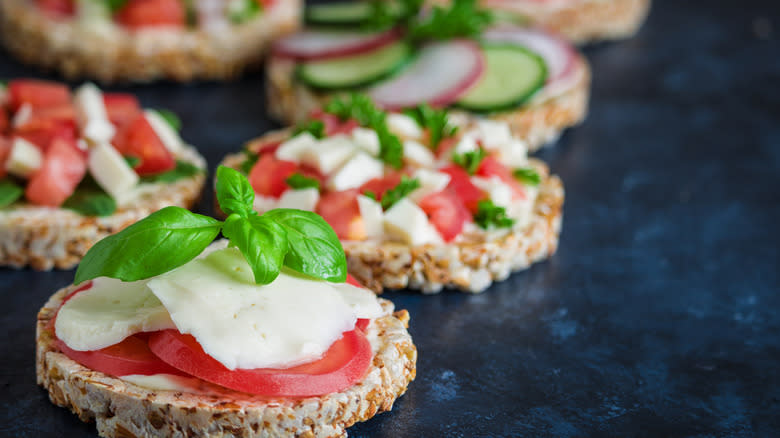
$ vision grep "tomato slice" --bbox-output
[57,334,185,377]
[0,109,8,134]
[34,0,75,16]
[113,113,175,175]
[7,79,71,112]
[312,112,360,136]
[476,156,526,199]
[148,328,373,397]
[103,93,142,130]
[359,173,402,201]
[115,0,186,29]
[25,137,87,207]
[316,189,365,240]
[440,165,485,213]
[0,138,11,179]
[418,188,471,242]
[248,153,297,198]
[434,136,458,159]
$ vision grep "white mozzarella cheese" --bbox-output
[507,185,539,228]
[499,139,529,168]
[252,193,278,213]
[409,169,450,203]
[327,152,384,191]
[402,140,435,167]
[472,176,513,208]
[12,103,32,128]
[275,132,317,163]
[5,137,42,178]
[148,246,383,370]
[383,198,443,246]
[386,113,422,139]
[145,110,183,155]
[74,83,115,145]
[276,188,319,211]
[88,142,139,203]
[120,374,205,393]
[302,135,358,174]
[357,195,384,239]
[55,277,175,351]
[351,127,380,156]
[453,132,479,154]
[476,119,512,150]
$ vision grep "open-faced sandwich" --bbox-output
[267,0,589,151]
[0,0,301,82]
[221,94,564,293]
[36,166,416,437]
[0,79,206,270]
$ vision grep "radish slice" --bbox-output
[368,39,485,110]
[272,28,401,61]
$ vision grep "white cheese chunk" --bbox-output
[357,195,384,239]
[5,137,42,178]
[302,135,358,174]
[145,110,183,155]
[409,169,450,203]
[453,132,479,154]
[253,193,278,212]
[507,185,538,228]
[499,139,529,168]
[383,198,443,246]
[402,140,435,167]
[327,152,384,191]
[88,142,139,203]
[12,103,32,128]
[472,176,513,208]
[55,277,175,351]
[477,119,512,150]
[74,82,115,145]
[351,127,380,156]
[275,132,318,163]
[147,247,383,370]
[386,113,423,139]
[276,188,319,211]
[120,374,205,393]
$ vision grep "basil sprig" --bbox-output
[74,166,347,285]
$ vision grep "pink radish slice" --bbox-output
[272,28,401,61]
[368,39,485,110]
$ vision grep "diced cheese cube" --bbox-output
[145,110,183,155]
[453,132,479,154]
[5,138,42,178]
[477,119,512,150]
[351,127,380,156]
[88,142,139,203]
[357,195,384,239]
[253,194,278,213]
[507,185,538,228]
[472,176,513,208]
[12,103,32,128]
[74,83,115,145]
[403,140,435,167]
[327,152,384,191]
[409,169,450,203]
[386,113,423,139]
[499,139,529,168]
[301,135,357,174]
[275,132,318,163]
[384,198,443,246]
[276,188,320,212]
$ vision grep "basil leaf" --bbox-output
[153,109,181,132]
[0,180,23,208]
[141,160,202,183]
[513,167,541,186]
[263,209,347,282]
[222,214,288,284]
[286,173,320,190]
[62,189,117,217]
[216,165,255,217]
[74,206,222,284]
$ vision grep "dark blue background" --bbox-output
[2,0,779,436]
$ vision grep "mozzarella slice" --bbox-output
[145,110,183,155]
[386,113,423,139]
[383,198,443,246]
[409,169,450,203]
[403,140,435,167]
[253,193,278,213]
[88,142,139,203]
[302,135,358,174]
[120,374,204,393]
[357,195,384,239]
[74,83,115,145]
[476,119,512,150]
[472,176,513,208]
[275,132,317,163]
[5,137,42,178]
[453,132,479,154]
[351,127,380,156]
[327,152,384,191]
[55,277,175,351]
[276,188,319,211]
[499,139,529,168]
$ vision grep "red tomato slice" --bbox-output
[312,112,360,136]
[7,79,71,112]
[0,138,11,179]
[115,0,186,29]
[113,113,175,175]
[440,165,485,213]
[476,156,526,199]
[148,328,373,397]
[103,93,142,130]
[359,173,401,201]
[248,153,298,198]
[316,189,365,240]
[25,137,87,207]
[346,274,362,287]
[356,319,370,332]
[15,121,77,152]
[57,334,185,377]
[434,136,458,159]
[0,110,8,134]
[418,189,471,242]
[34,0,75,16]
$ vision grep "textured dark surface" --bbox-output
[2,0,780,437]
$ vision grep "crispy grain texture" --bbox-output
[0,0,301,83]
[37,288,416,438]
[264,54,589,152]
[0,147,206,271]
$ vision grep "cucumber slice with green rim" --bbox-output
[305,2,374,26]
[298,41,411,90]
[456,44,547,113]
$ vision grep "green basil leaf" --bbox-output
[513,167,541,186]
[222,214,288,284]
[263,209,347,282]
[285,173,320,190]
[216,165,255,217]
[0,180,23,208]
[141,160,202,183]
[153,109,181,132]
[62,189,117,217]
[74,206,222,284]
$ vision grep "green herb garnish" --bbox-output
[240,149,259,175]
[0,180,23,208]
[452,148,487,175]
[62,189,117,217]
[107,0,128,13]
[286,173,320,190]
[473,199,515,230]
[153,109,181,132]
[364,190,377,201]
[141,161,202,183]
[292,120,326,139]
[124,156,141,169]
[380,176,420,210]
[228,0,261,23]
[364,0,423,30]
[404,104,457,150]
[408,0,493,42]
[513,167,541,186]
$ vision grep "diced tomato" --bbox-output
[359,173,402,201]
[16,120,77,152]
[434,136,458,159]
[356,319,370,331]
[0,110,8,134]
[248,153,298,198]
[57,334,185,377]
[113,113,175,175]
[25,137,87,207]
[316,189,365,240]
[0,138,11,179]
[103,93,142,129]
[7,79,71,112]
[148,328,373,397]
[115,0,186,29]
[346,274,362,287]
[418,189,470,242]
[476,156,526,199]
[440,165,485,213]
[312,112,360,136]
[34,0,75,16]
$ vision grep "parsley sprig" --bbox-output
[292,119,325,139]
[513,167,541,186]
[474,199,515,230]
[286,173,320,190]
[378,176,421,210]
[408,0,493,42]
[404,104,457,150]
[364,0,424,30]
[452,148,487,175]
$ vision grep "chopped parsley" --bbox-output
[473,199,515,230]
[451,148,487,175]
[286,173,320,190]
[153,109,181,132]
[141,161,202,183]
[408,0,493,42]
[228,0,262,24]
[379,176,420,210]
[404,104,457,150]
[513,167,541,186]
[239,150,259,175]
[292,119,326,139]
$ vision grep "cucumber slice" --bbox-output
[305,2,374,26]
[298,42,410,90]
[456,44,547,113]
